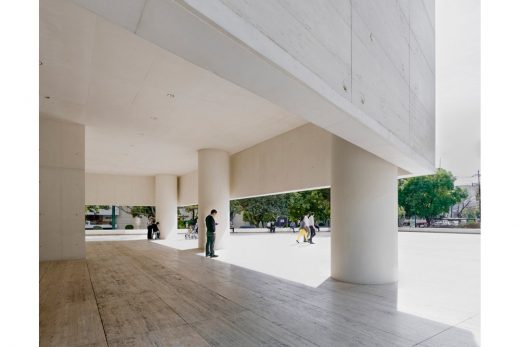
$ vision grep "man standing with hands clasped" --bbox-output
[205,209,219,258]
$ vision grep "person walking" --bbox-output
[205,209,218,258]
[296,218,308,243]
[308,212,316,244]
[303,212,311,243]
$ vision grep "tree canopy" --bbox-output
[233,194,288,227]
[231,188,331,227]
[85,205,110,214]
[118,206,155,218]
[288,189,330,223]
[179,205,198,227]
[398,169,467,225]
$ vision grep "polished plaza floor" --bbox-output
[40,232,480,346]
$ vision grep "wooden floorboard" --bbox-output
[39,240,478,346]
[40,260,107,347]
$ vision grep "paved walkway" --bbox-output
[399,227,480,234]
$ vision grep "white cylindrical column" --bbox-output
[331,136,398,284]
[197,149,230,250]
[155,174,178,240]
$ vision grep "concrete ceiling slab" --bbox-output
[40,0,306,175]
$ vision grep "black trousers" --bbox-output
[206,233,215,256]
[309,226,316,242]
[147,226,153,239]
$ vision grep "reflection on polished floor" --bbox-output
[41,233,480,346]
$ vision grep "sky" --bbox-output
[436,0,481,185]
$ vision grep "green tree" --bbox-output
[398,206,406,226]
[230,200,242,222]
[287,192,308,222]
[85,205,110,214]
[231,188,331,228]
[399,169,468,226]
[119,206,156,218]
[287,188,330,224]
[234,194,288,227]
[462,206,479,220]
[176,205,198,228]
[184,205,198,225]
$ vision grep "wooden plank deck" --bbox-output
[40,240,478,346]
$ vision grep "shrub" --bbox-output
[93,225,102,230]
[460,222,480,229]
[125,224,134,229]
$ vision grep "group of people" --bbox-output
[203,209,320,259]
[296,212,317,244]
[146,216,160,240]
[145,209,218,258]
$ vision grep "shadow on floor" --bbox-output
[40,240,480,346]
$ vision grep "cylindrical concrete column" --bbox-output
[197,149,230,250]
[331,136,398,284]
[155,174,178,240]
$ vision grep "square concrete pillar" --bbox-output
[39,118,85,261]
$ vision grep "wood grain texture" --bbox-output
[40,240,477,346]
[40,260,107,347]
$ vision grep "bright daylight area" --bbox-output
[36,0,483,346]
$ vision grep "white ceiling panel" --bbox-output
[91,18,159,84]
[40,0,306,175]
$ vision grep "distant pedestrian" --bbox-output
[205,209,218,258]
[147,216,155,240]
[308,212,316,244]
[296,217,308,243]
[151,220,160,239]
[303,213,311,242]
[290,221,296,233]
[270,220,276,233]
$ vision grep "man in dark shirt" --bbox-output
[205,209,218,258]
[147,216,155,240]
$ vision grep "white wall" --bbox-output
[85,125,330,211]
[85,173,155,205]
[175,124,331,204]
[231,124,331,198]
[40,117,85,261]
